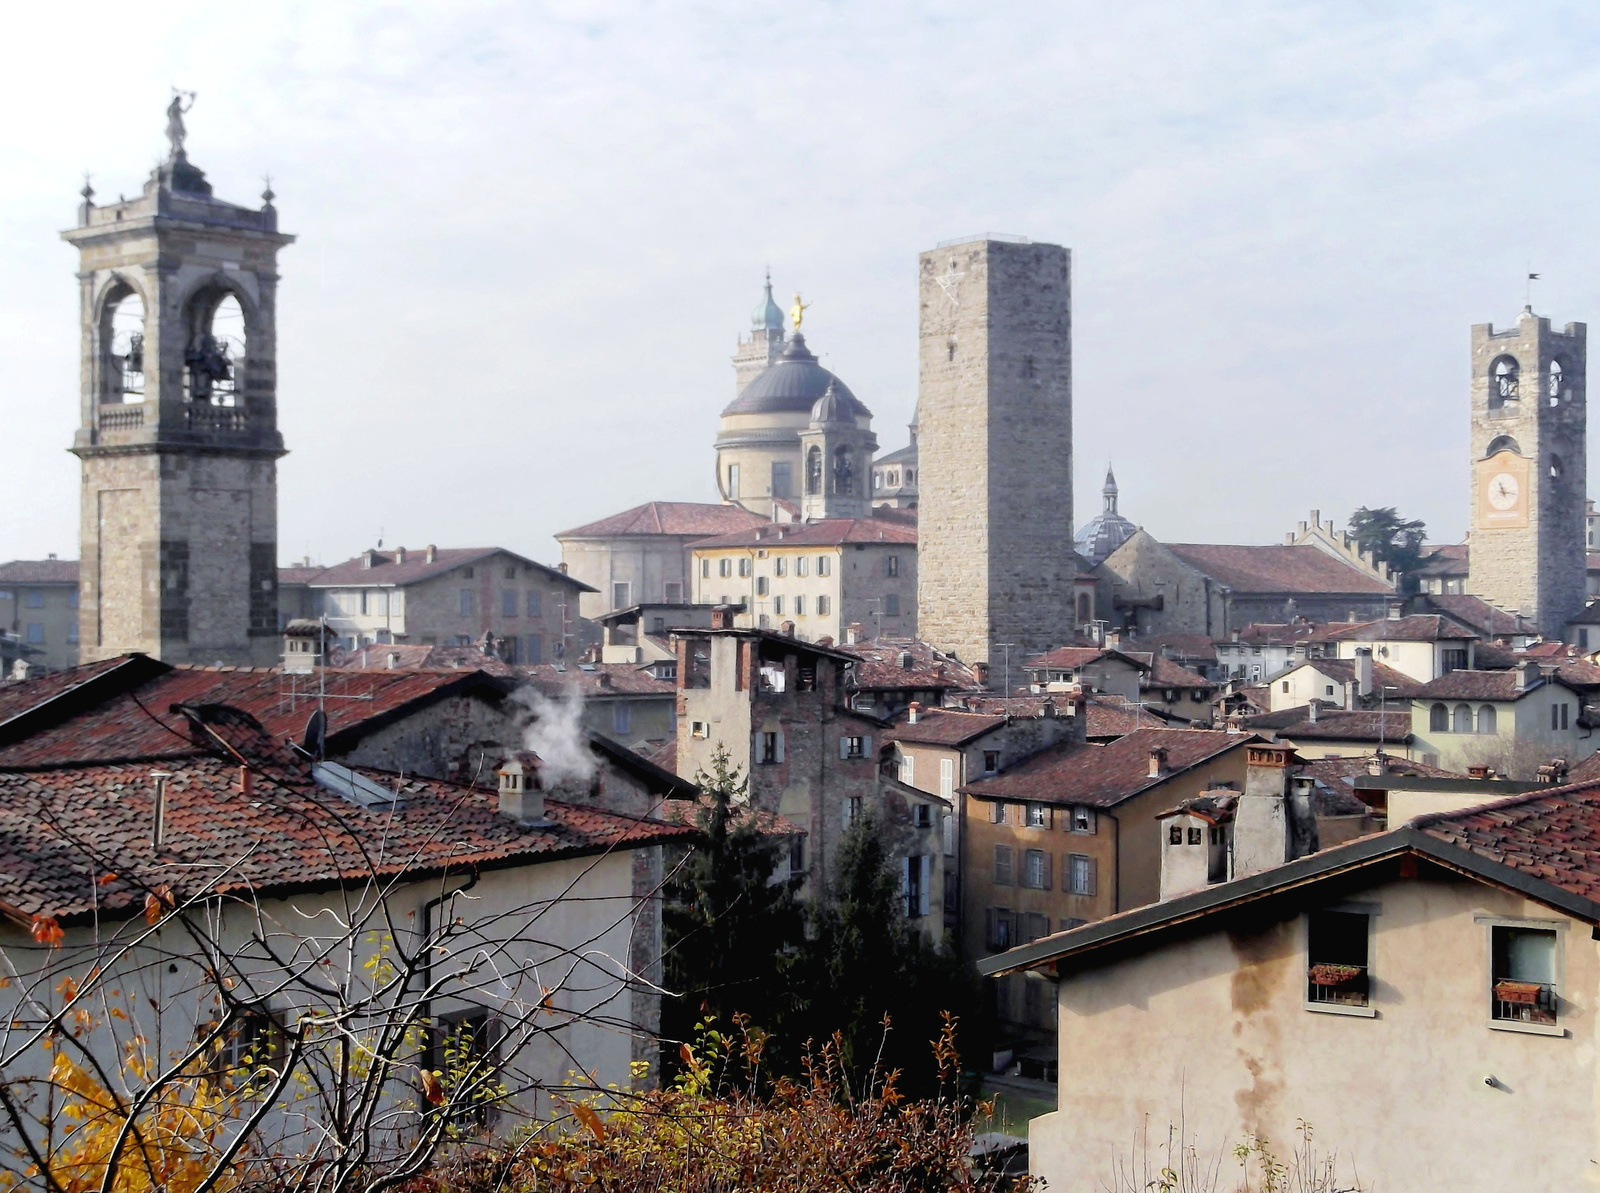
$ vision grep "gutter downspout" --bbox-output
[422,868,481,1026]
[1104,809,1122,914]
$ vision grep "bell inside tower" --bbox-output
[101,286,145,403]
[184,289,246,407]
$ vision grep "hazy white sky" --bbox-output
[4,1,1599,568]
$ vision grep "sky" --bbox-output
[4,1,1600,568]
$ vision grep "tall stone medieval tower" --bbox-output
[1467,306,1587,636]
[916,237,1075,669]
[63,107,292,665]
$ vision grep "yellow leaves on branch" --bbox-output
[143,885,174,926]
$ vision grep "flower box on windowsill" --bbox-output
[1308,963,1364,987]
[1494,980,1545,1005]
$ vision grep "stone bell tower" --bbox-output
[799,379,877,521]
[1467,307,1587,635]
[63,99,293,665]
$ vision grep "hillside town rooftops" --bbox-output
[1323,615,1478,643]
[962,728,1252,808]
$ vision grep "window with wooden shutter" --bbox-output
[993,845,1014,886]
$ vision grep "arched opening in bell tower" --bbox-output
[1549,359,1564,406]
[805,446,822,496]
[183,288,247,407]
[831,446,854,496]
[1488,356,1520,412]
[99,284,145,403]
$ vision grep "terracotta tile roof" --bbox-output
[307,548,590,592]
[1412,543,1468,577]
[1142,657,1213,690]
[963,728,1251,807]
[1084,696,1183,738]
[642,739,676,773]
[0,665,509,770]
[1521,641,1575,661]
[0,656,144,727]
[884,708,1008,747]
[1230,622,1320,647]
[1025,646,1149,673]
[1323,615,1477,643]
[1568,601,1600,626]
[1125,632,1219,661]
[1412,784,1600,906]
[1473,642,1520,669]
[1557,660,1600,690]
[557,501,766,540]
[1565,753,1600,785]
[842,638,981,693]
[1270,710,1412,743]
[0,560,79,585]
[690,514,918,549]
[519,663,676,698]
[1165,544,1393,595]
[0,756,694,923]
[1417,594,1529,637]
[277,566,324,587]
[1296,754,1456,817]
[1277,657,1423,697]
[1410,669,1576,702]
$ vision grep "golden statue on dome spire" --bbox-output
[789,292,809,331]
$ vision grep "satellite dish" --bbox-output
[303,709,327,758]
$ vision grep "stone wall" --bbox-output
[918,239,1076,669]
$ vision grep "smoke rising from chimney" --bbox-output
[515,685,595,788]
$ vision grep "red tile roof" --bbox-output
[1230,622,1321,647]
[1278,657,1423,697]
[1323,615,1477,643]
[557,502,766,539]
[520,663,676,698]
[1412,544,1468,577]
[1142,656,1213,690]
[884,708,1008,747]
[1410,669,1576,702]
[277,566,324,587]
[690,514,917,549]
[0,756,693,923]
[0,560,78,585]
[1270,709,1413,743]
[1026,646,1149,672]
[1418,594,1529,638]
[0,656,143,727]
[1165,545,1393,595]
[963,728,1251,807]
[308,548,590,592]
[843,638,981,693]
[1413,784,1600,906]
[1085,696,1184,737]
[0,665,509,770]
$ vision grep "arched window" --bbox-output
[1477,704,1497,734]
[1551,454,1564,480]
[1549,359,1564,405]
[100,283,146,403]
[1485,435,1521,458]
[1489,356,1520,409]
[184,289,246,407]
[1076,593,1091,623]
[1452,703,1473,733]
[1430,703,1449,732]
[831,446,854,496]
[805,446,822,496]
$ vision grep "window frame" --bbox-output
[1303,904,1379,1019]
[1479,914,1566,1036]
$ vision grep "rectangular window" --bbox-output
[899,753,915,786]
[67,621,79,645]
[1282,681,1290,693]
[612,703,632,736]
[25,624,43,645]
[760,731,781,764]
[983,750,1000,774]
[1025,803,1049,829]
[939,757,955,799]
[67,589,79,610]
[612,582,631,609]
[913,802,932,828]
[1023,849,1051,889]
[525,635,542,664]
[738,558,752,578]
[691,720,709,739]
[459,590,475,617]
[719,558,732,578]
[902,855,929,917]
[773,595,784,616]
[502,637,520,664]
[1071,807,1095,834]
[795,594,807,616]
[462,567,475,579]
[942,813,955,856]
[1066,853,1096,896]
[844,795,863,825]
[664,583,682,604]
[1306,909,1371,1010]
[223,1005,286,1074]
[990,801,1006,824]
[505,566,518,580]
[788,835,805,876]
[771,460,792,499]
[796,557,810,577]
[884,593,901,617]
[1492,924,1558,1027]
[727,463,740,499]
[885,555,900,578]
[527,591,542,617]
[774,557,788,577]
[756,576,770,597]
[993,845,1015,886]
[502,590,518,617]
[700,559,710,579]
[817,556,831,576]
[817,595,831,616]
[987,908,1013,951]
[841,735,868,759]
[24,590,43,609]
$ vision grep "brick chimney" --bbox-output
[711,606,734,630]
[395,546,407,565]
[1233,744,1316,878]
[497,753,549,824]
[1148,746,1169,779]
[425,544,438,564]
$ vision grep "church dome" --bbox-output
[752,275,784,332]
[1075,466,1137,566]
[721,332,872,419]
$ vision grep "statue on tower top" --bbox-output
[166,90,196,157]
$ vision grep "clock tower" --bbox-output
[1467,307,1587,635]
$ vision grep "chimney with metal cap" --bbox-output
[908,700,921,724]
[497,753,548,824]
[1354,647,1373,700]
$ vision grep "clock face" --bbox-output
[1487,472,1521,511]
